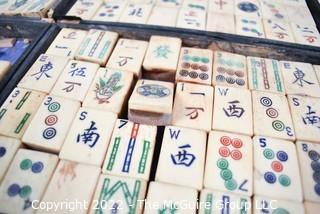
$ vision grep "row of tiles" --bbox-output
[0,0,54,16]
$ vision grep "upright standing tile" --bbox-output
[51,60,99,102]
[247,56,285,94]
[89,174,147,214]
[253,196,305,214]
[280,61,320,97]
[206,12,236,34]
[102,119,157,180]
[252,91,295,140]
[304,202,320,214]
[144,182,198,214]
[212,51,247,88]
[236,16,265,38]
[287,95,320,142]
[83,68,133,115]
[176,8,206,31]
[235,0,261,18]
[199,189,251,214]
[119,3,153,24]
[253,136,303,201]
[156,126,206,189]
[290,23,320,47]
[0,60,10,80]
[156,0,183,7]
[106,38,148,77]
[59,107,117,166]
[18,54,69,93]
[263,19,295,43]
[0,87,45,139]
[212,86,253,136]
[92,2,127,22]
[204,131,253,196]
[37,160,100,214]
[0,136,21,182]
[0,149,58,213]
[314,65,320,84]
[66,0,103,20]
[147,6,178,27]
[22,95,80,153]
[208,0,234,14]
[260,0,287,21]
[75,29,118,66]
[286,6,316,26]
[172,82,213,132]
[175,47,213,85]
[46,28,87,58]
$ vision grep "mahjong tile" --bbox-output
[119,3,153,24]
[175,47,213,85]
[314,65,320,84]
[176,8,206,30]
[282,0,307,7]
[252,91,295,140]
[287,95,320,142]
[59,107,117,166]
[37,160,100,214]
[147,6,178,27]
[50,60,99,102]
[206,12,236,34]
[144,181,198,214]
[0,87,45,139]
[208,0,234,14]
[156,0,183,7]
[280,61,320,97]
[172,82,214,132]
[212,51,247,88]
[22,95,80,153]
[89,174,147,214]
[204,131,253,196]
[18,54,69,93]
[212,86,253,136]
[253,196,305,214]
[102,119,157,180]
[0,149,58,213]
[182,0,208,11]
[92,2,127,22]
[253,136,303,201]
[2,0,30,13]
[304,202,320,214]
[106,38,148,77]
[263,19,295,43]
[0,60,10,80]
[247,56,285,94]
[290,23,320,47]
[260,0,287,21]
[286,6,316,26]
[46,28,87,58]
[235,0,262,18]
[22,0,55,16]
[155,126,207,189]
[66,0,103,20]
[236,16,265,38]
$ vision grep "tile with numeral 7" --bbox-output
[253,196,305,214]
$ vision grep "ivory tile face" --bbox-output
[37,160,100,214]
[199,189,251,214]
[59,107,117,166]
[253,196,305,214]
[92,2,127,22]
[144,182,198,214]
[156,0,183,7]
[212,86,253,136]
[280,61,320,97]
[106,38,148,77]
[89,174,147,214]
[66,0,102,20]
[83,68,133,115]
[260,0,287,20]
[314,65,320,84]
[46,28,87,58]
[155,126,206,189]
[204,131,253,196]
[147,6,178,27]
[0,136,21,182]
[172,83,213,132]
[263,19,295,43]
[0,87,45,139]
[182,0,208,11]
[212,51,247,88]
[206,12,236,34]
[0,60,10,80]
[304,202,320,214]
[0,149,58,213]
[235,0,262,18]
[176,8,206,30]
[22,95,80,153]
[18,54,69,93]
[51,60,99,102]
[208,0,234,14]
[290,23,320,47]
[252,91,295,141]
[253,136,303,202]
[287,95,320,142]
[286,6,316,26]
[119,3,153,24]
[236,16,265,38]
[247,57,285,94]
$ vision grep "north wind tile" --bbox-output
[119,3,153,24]
[290,23,320,47]
[92,2,127,22]
[66,0,103,20]
[206,12,236,34]
[208,0,234,14]
[176,8,206,31]
[253,196,305,214]
[236,16,265,38]
[263,19,295,43]
[147,6,178,27]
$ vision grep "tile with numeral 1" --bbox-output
[155,126,206,189]
[263,19,295,43]
[280,61,320,97]
[46,28,87,58]
[22,95,80,153]
[102,119,157,180]
[204,131,253,196]
[199,189,251,214]
[92,2,127,22]
[212,86,253,136]
[291,23,320,47]
[0,136,21,182]
[212,51,247,88]
[51,60,99,102]
[106,38,148,77]
[37,160,100,214]
[236,16,265,38]
[59,107,117,166]
[314,65,320,84]
[172,82,214,132]
[208,0,234,14]
[247,56,285,94]
[119,3,153,24]
[235,0,262,18]
[144,181,198,214]
[66,0,103,20]
[253,196,305,214]
[304,202,320,214]
[206,12,236,34]
[82,68,134,115]
[252,90,295,141]
[147,7,178,27]
[0,87,45,139]
[260,0,287,21]
[0,149,58,213]
[253,136,303,201]
[89,174,147,214]
[176,8,206,31]
[75,29,118,66]
[287,95,320,142]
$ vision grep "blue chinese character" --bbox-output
[292,68,314,87]
[31,61,53,80]
[171,144,196,167]
[303,105,320,128]
[77,121,100,148]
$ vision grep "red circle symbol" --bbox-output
[231,150,242,160]
[232,138,243,148]
[219,147,230,157]
[220,136,231,146]
[271,161,283,172]
[45,115,58,126]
